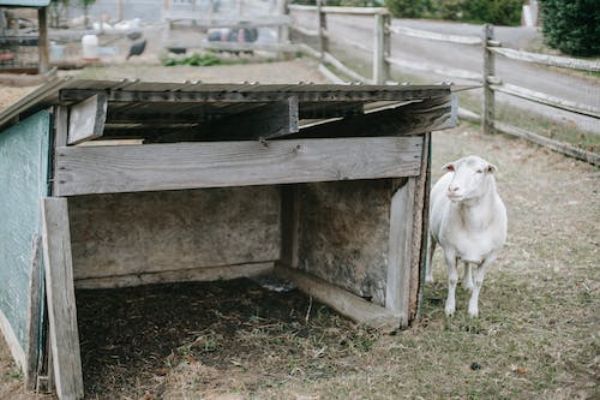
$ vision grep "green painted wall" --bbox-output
[0,110,50,351]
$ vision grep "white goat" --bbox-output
[427,155,507,317]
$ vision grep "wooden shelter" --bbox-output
[0,78,457,399]
[0,0,49,74]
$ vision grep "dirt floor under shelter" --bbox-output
[0,59,598,400]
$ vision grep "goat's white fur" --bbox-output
[427,155,507,317]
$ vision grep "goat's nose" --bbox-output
[449,185,460,193]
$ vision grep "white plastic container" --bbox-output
[82,34,99,61]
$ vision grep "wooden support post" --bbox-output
[37,7,49,75]
[41,198,84,400]
[373,13,390,84]
[316,0,328,61]
[274,264,401,332]
[25,236,43,391]
[276,0,290,60]
[482,24,495,134]
[386,177,416,328]
[279,185,301,270]
[417,133,432,318]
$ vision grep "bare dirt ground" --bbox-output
[0,60,598,399]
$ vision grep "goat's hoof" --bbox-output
[468,308,479,318]
[463,281,474,291]
[445,304,455,317]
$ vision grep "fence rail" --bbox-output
[488,46,600,72]
[289,4,387,15]
[288,5,599,167]
[491,82,600,119]
[389,26,481,45]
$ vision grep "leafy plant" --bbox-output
[539,0,600,57]
[163,52,222,67]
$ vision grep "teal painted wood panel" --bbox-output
[0,111,50,351]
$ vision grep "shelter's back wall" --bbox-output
[68,186,281,280]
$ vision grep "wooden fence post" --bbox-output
[316,0,328,61]
[373,12,391,84]
[277,0,289,60]
[482,24,495,134]
[37,7,49,75]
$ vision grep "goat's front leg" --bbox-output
[468,255,495,317]
[444,250,458,316]
[462,262,474,291]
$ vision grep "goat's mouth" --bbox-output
[447,193,464,202]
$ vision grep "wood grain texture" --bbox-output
[409,134,430,321]
[74,262,274,289]
[274,264,400,332]
[54,137,423,196]
[295,180,392,306]
[482,24,495,135]
[68,187,281,279]
[279,185,301,270]
[25,235,43,391]
[67,94,108,145]
[385,177,416,327]
[41,197,84,400]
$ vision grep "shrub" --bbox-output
[385,0,522,25]
[384,0,431,18]
[462,0,522,25]
[539,0,600,57]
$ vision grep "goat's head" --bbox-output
[442,155,497,202]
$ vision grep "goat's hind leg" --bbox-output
[425,236,437,284]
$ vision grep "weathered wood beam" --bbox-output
[68,94,108,145]
[274,264,400,332]
[294,95,457,139]
[41,198,84,400]
[75,262,274,289]
[59,87,451,103]
[386,177,417,327]
[54,136,423,196]
[279,185,301,270]
[25,235,43,391]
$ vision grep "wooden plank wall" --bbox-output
[68,187,281,286]
[0,111,50,370]
[294,180,393,306]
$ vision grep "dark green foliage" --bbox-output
[385,0,522,25]
[384,0,430,18]
[461,0,522,25]
[163,52,221,67]
[539,0,600,57]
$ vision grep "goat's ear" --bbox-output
[486,163,497,174]
[442,162,455,172]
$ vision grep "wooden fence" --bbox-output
[288,5,600,167]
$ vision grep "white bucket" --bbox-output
[82,34,99,61]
